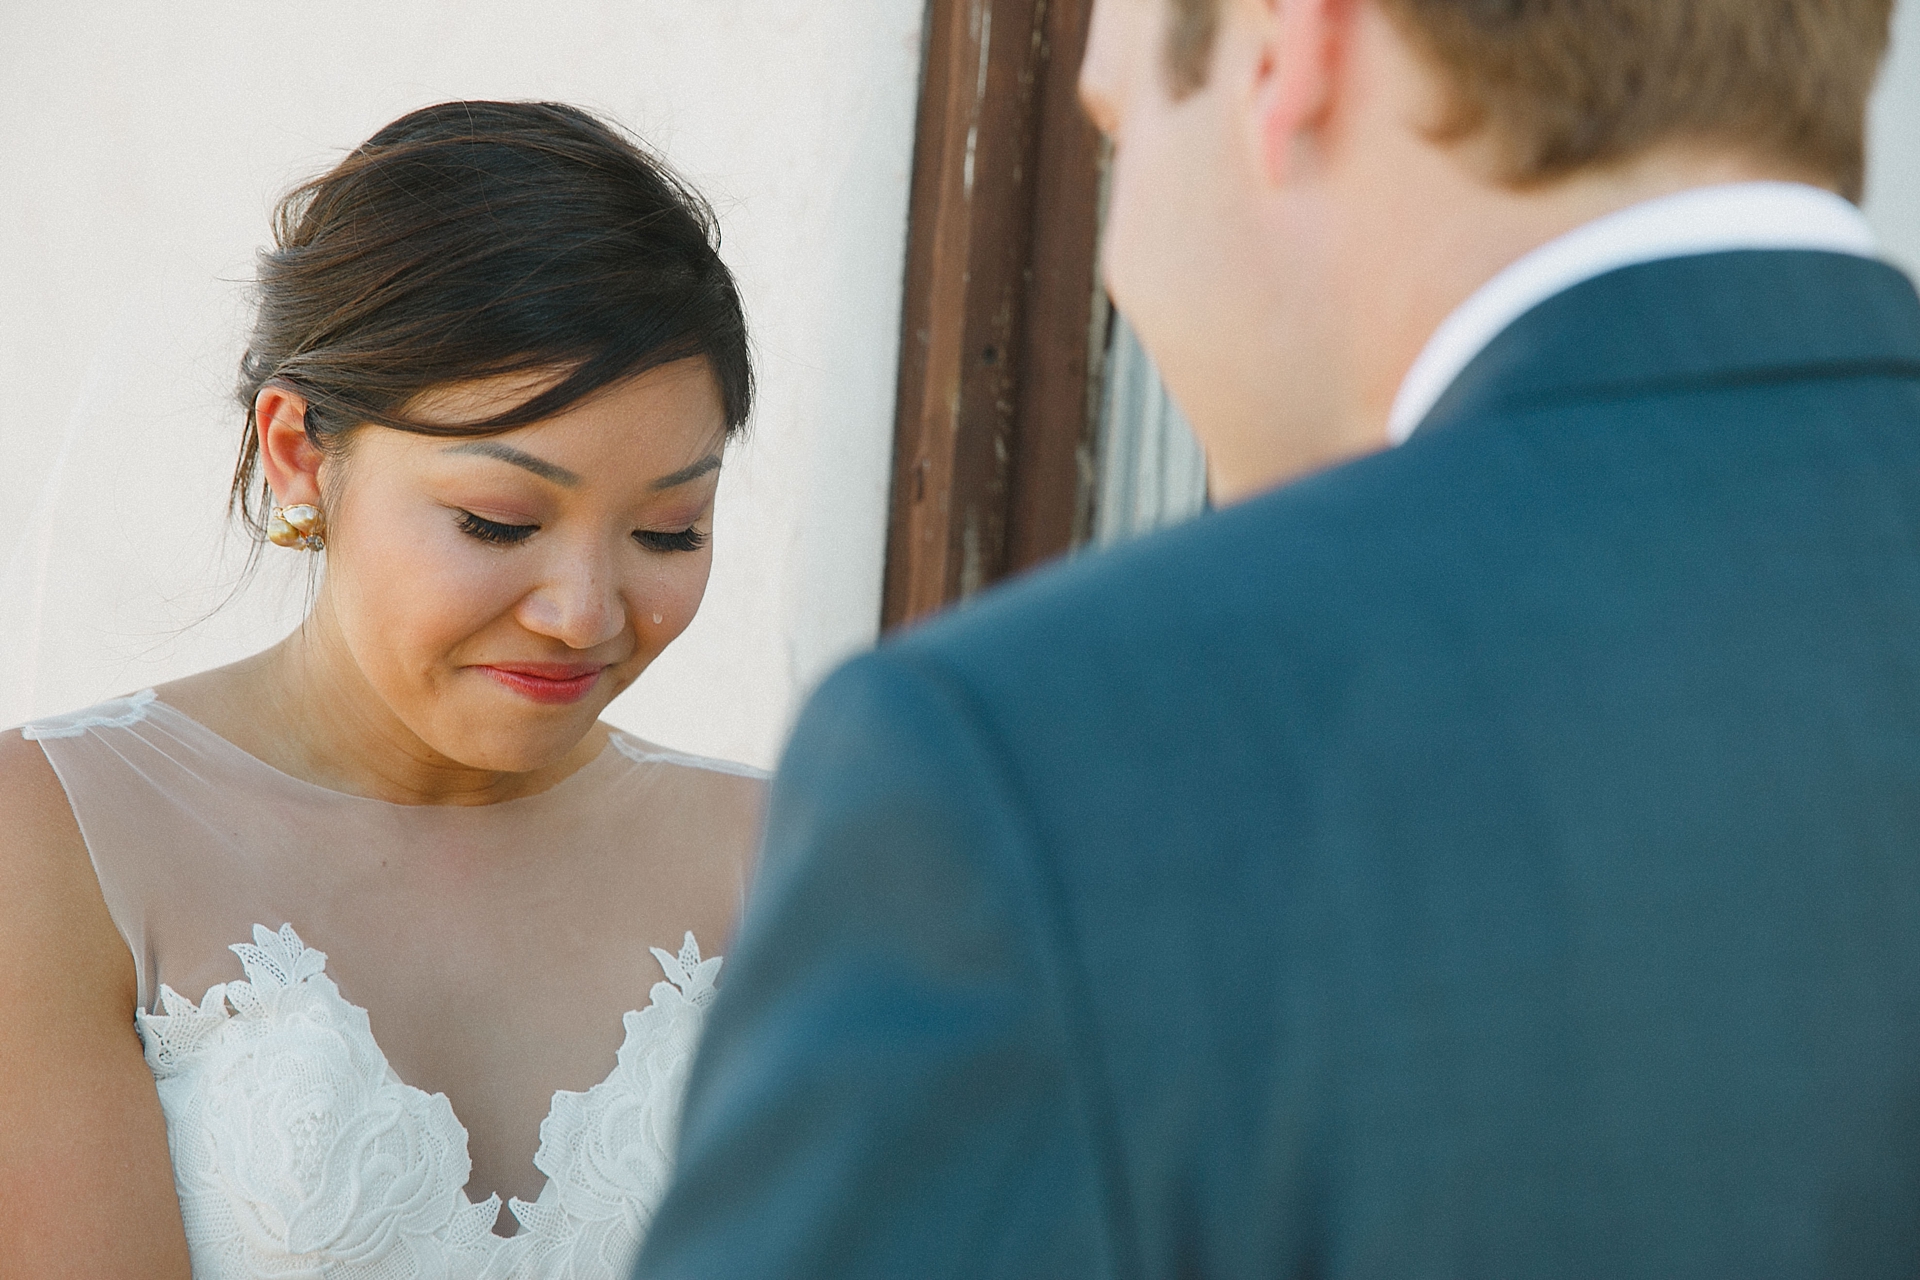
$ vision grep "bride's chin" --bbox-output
[430,722,595,778]
[415,691,609,774]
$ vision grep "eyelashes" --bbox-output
[454,510,707,554]
[634,528,709,553]
[457,511,538,546]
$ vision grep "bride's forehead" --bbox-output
[412,357,720,419]
[401,369,566,425]
[370,374,728,480]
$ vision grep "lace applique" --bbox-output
[497,934,720,1276]
[137,923,719,1279]
[20,688,157,740]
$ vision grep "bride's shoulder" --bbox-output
[1,689,156,907]
[0,725,129,993]
[605,729,767,792]
[0,721,67,802]
[0,721,89,884]
[10,689,159,744]
[604,729,768,839]
[604,730,770,784]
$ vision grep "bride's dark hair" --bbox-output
[229,100,752,540]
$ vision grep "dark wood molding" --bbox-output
[880,0,1106,631]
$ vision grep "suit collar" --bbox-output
[1413,250,1920,438]
[1388,183,1879,443]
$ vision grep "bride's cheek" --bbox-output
[642,557,713,651]
[428,548,539,646]
[353,528,528,669]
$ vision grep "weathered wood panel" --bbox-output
[881,0,1105,630]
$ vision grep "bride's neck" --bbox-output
[160,606,606,807]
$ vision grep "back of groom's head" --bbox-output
[1166,0,1893,201]
[1084,0,1896,500]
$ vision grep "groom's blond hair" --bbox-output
[1164,0,1894,202]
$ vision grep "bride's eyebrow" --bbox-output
[651,455,722,490]
[444,441,581,488]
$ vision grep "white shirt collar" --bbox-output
[1386,181,1881,444]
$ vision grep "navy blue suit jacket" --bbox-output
[636,250,1920,1278]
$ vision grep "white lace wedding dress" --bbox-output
[24,691,765,1279]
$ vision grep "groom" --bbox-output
[640,0,1920,1274]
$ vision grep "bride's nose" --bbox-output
[516,545,627,650]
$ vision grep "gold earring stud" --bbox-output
[267,503,326,551]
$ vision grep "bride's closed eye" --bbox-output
[456,509,706,554]
[457,510,539,546]
[634,527,708,553]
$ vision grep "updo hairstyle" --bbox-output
[230,100,753,540]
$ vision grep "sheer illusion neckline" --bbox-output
[24,687,753,1272]
[138,691,628,812]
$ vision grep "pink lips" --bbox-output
[476,663,607,705]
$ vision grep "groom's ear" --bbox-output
[1251,0,1354,186]
[254,385,327,511]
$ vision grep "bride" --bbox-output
[0,101,765,1278]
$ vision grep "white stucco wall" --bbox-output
[1870,0,1920,274]
[0,1,926,769]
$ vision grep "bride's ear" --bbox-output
[255,385,327,510]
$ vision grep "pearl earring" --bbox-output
[267,504,326,551]
[651,612,665,625]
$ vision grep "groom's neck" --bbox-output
[1171,3,1824,504]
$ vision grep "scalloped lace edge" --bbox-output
[21,689,157,740]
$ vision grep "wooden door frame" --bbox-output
[880,0,1107,631]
